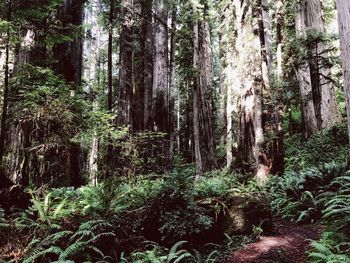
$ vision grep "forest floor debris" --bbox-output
[221,218,322,263]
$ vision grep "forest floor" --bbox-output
[221,218,322,263]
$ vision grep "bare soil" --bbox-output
[220,218,322,263]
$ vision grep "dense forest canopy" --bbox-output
[1,0,350,262]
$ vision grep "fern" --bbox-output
[23,246,63,263]
[308,231,350,263]
[59,241,87,260]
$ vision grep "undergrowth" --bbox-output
[0,167,266,262]
[267,125,350,262]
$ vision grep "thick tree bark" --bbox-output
[305,0,339,129]
[152,0,171,168]
[295,1,318,138]
[54,0,84,85]
[233,0,270,183]
[336,0,350,162]
[54,0,85,186]
[118,0,133,127]
[193,7,217,178]
[295,0,339,137]
[152,0,169,133]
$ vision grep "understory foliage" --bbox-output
[0,167,266,262]
[266,127,350,262]
[2,125,350,262]
[285,124,348,171]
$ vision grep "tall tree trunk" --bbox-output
[271,0,285,175]
[54,0,84,85]
[305,0,339,129]
[234,0,270,183]
[295,1,318,138]
[218,1,237,168]
[0,0,11,165]
[142,0,153,130]
[83,0,107,184]
[152,0,169,132]
[118,0,134,127]
[105,0,115,178]
[255,0,273,182]
[152,0,170,168]
[108,0,114,112]
[169,7,177,164]
[295,0,339,137]
[276,1,283,80]
[55,0,85,187]
[192,4,217,178]
[336,0,350,162]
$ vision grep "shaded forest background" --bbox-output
[1,0,350,262]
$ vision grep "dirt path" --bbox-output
[220,218,322,263]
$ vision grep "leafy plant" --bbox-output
[309,231,350,263]
[23,219,115,262]
[121,241,194,263]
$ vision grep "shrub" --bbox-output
[285,124,348,171]
[266,162,345,223]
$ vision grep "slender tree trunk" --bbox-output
[276,1,283,80]
[262,0,273,72]
[142,0,153,130]
[226,78,234,167]
[105,0,115,178]
[169,7,177,163]
[192,4,217,178]
[83,0,107,184]
[0,0,11,166]
[118,0,134,127]
[336,0,350,162]
[271,0,285,175]
[108,0,114,112]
